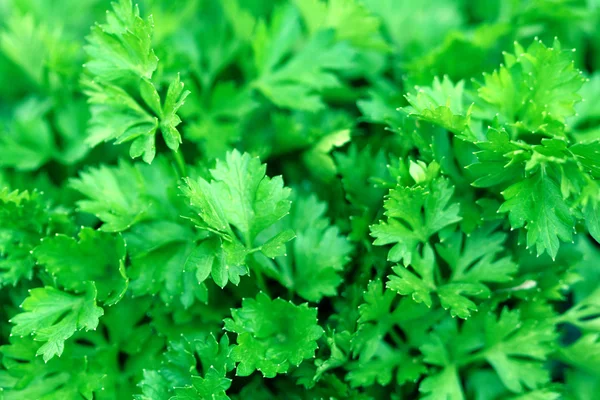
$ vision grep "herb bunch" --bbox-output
[1,0,600,399]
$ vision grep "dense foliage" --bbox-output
[1,0,600,398]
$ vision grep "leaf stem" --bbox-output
[388,327,404,347]
[173,150,187,177]
[247,256,271,296]
[253,266,270,297]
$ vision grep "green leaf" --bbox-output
[253,7,356,111]
[135,370,170,400]
[482,309,556,393]
[70,157,179,232]
[224,293,324,377]
[182,237,247,290]
[387,244,435,308]
[293,0,388,50]
[160,74,190,152]
[211,150,292,243]
[559,334,600,376]
[436,224,517,284]
[301,128,351,182]
[84,75,190,163]
[10,283,104,362]
[70,161,148,231]
[181,176,230,236]
[0,99,55,171]
[350,280,431,387]
[0,11,80,89]
[33,228,128,305]
[140,78,162,116]
[584,197,600,244]
[84,0,158,82]
[184,150,291,244]
[387,225,517,318]
[0,337,105,399]
[346,344,424,388]
[334,144,389,241]
[571,140,600,179]
[371,174,461,264]
[261,229,296,258]
[184,238,219,284]
[476,39,585,134]
[404,24,509,85]
[420,365,464,400]
[499,172,574,260]
[181,150,293,289]
[274,194,352,302]
[84,79,158,162]
[129,241,209,308]
[83,0,189,163]
[362,0,463,57]
[0,189,58,287]
[357,82,404,126]
[172,368,232,400]
[136,334,234,400]
[468,126,529,188]
[184,82,257,157]
[403,76,474,139]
